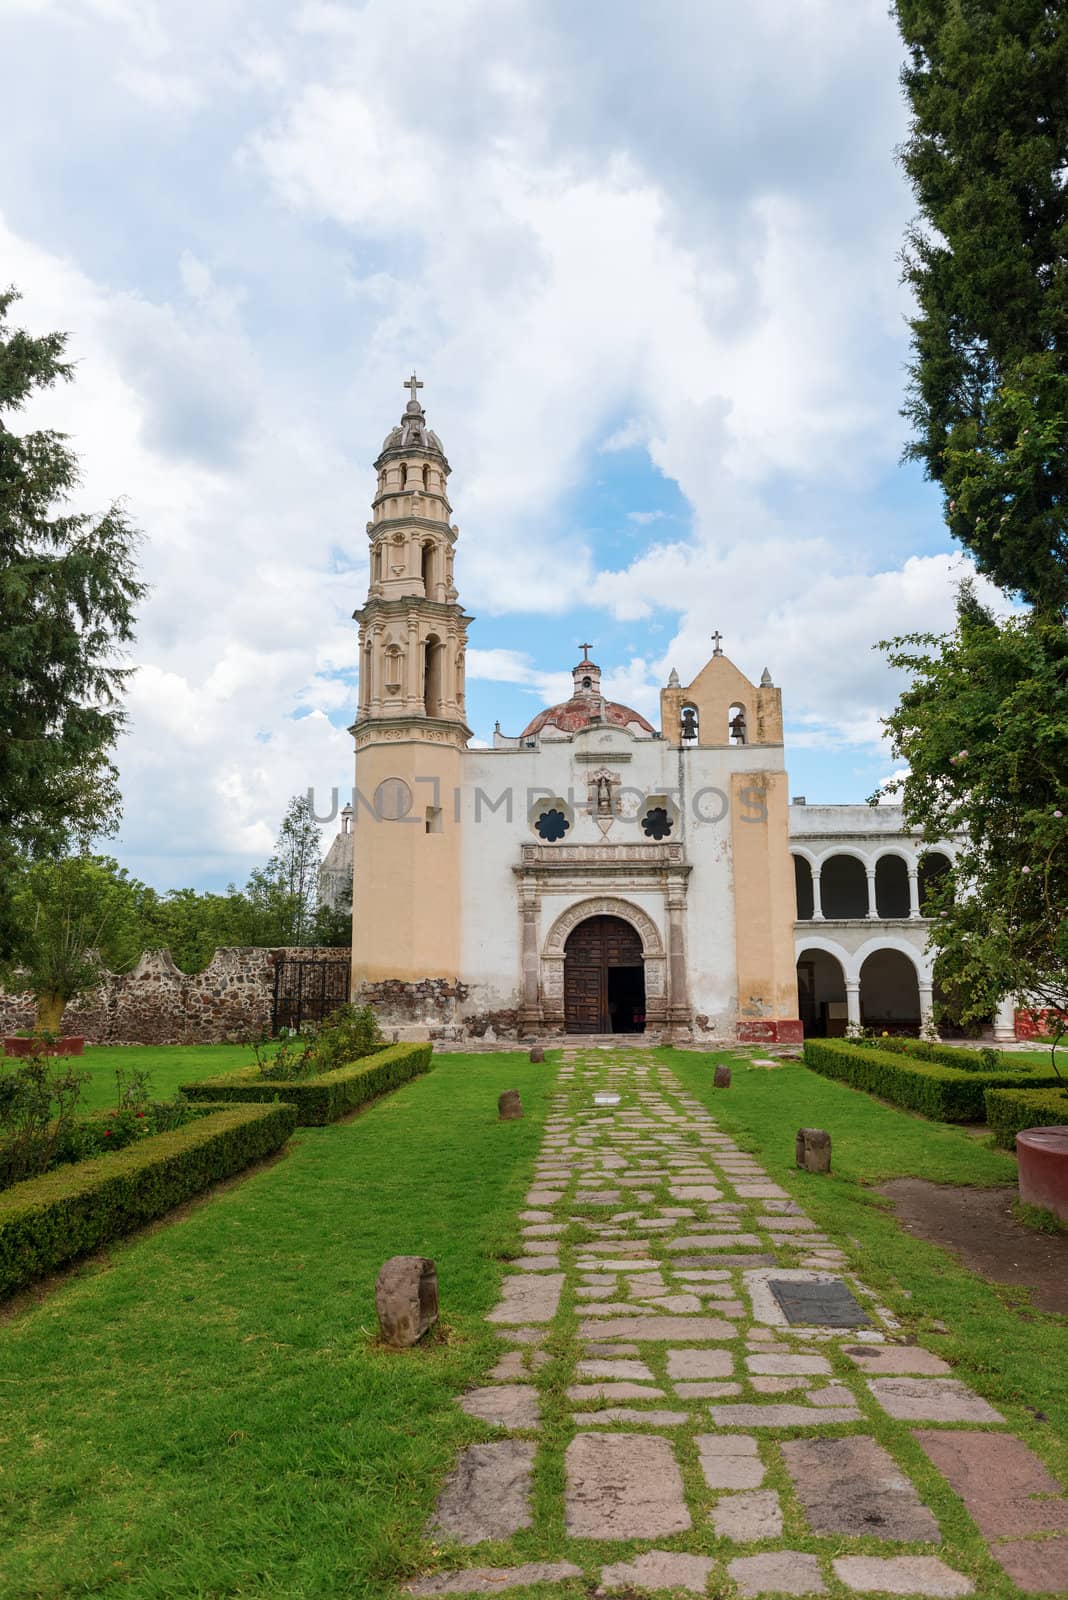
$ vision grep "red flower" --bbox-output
[104,1130,112,1137]
[136,1112,145,1118]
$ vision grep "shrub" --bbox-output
[0,1053,89,1184]
[984,1086,1068,1150]
[851,1034,1008,1072]
[0,1101,297,1299]
[180,1041,433,1126]
[803,1038,1065,1123]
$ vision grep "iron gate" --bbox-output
[271,957,350,1034]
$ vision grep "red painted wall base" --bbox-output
[3,1035,85,1058]
[736,1018,804,1045]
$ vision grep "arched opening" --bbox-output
[423,634,443,717]
[422,463,430,490]
[421,542,435,597]
[932,953,994,1039]
[400,462,408,488]
[564,915,645,1034]
[875,855,910,918]
[728,703,748,744]
[820,854,868,919]
[372,545,383,584]
[794,855,814,920]
[919,851,952,915]
[680,703,699,742]
[860,948,921,1035]
[796,948,847,1037]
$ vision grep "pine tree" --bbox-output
[895,0,1068,612]
[0,289,146,957]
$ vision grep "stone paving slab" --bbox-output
[696,1433,765,1490]
[710,1488,784,1540]
[406,1562,582,1594]
[913,1429,1068,1537]
[782,1435,939,1541]
[708,1401,861,1426]
[487,1274,564,1325]
[598,1549,717,1593]
[566,1382,666,1401]
[843,1343,950,1375]
[564,1432,691,1538]
[458,1386,540,1429]
[666,1347,733,1378]
[729,1551,827,1596]
[831,1554,974,1595]
[571,1406,690,1425]
[868,1376,1004,1423]
[430,1442,536,1545]
[576,1358,655,1381]
[988,1536,1068,1593]
[580,1314,737,1341]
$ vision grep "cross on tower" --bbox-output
[711,630,723,656]
[404,371,423,405]
[579,641,594,659]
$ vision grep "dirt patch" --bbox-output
[879,1179,1068,1317]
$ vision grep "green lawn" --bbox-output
[667,1050,1068,1466]
[0,1051,552,1600]
[68,1042,264,1111]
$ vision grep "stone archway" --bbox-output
[542,897,669,1033]
[563,915,646,1034]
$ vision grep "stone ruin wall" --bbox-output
[0,947,348,1046]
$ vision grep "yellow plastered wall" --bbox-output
[351,740,464,983]
[729,770,800,1022]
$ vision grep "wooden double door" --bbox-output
[564,915,646,1034]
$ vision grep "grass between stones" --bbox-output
[0,1052,551,1600]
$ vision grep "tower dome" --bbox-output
[520,646,656,740]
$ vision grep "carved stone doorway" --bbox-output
[564,915,646,1034]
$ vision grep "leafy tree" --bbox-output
[0,290,146,958]
[894,1,1068,612]
[880,588,1068,1070]
[4,855,144,1032]
[268,795,322,947]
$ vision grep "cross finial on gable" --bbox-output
[404,371,424,405]
[711,629,723,656]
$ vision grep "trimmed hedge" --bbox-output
[984,1085,1068,1150]
[862,1036,1006,1071]
[179,1042,434,1125]
[0,1100,296,1299]
[803,1038,1065,1123]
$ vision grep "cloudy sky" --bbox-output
[3,0,1001,891]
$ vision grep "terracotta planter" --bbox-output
[1017,1127,1068,1223]
[3,1035,86,1059]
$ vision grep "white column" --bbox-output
[866,866,878,919]
[811,867,824,921]
[919,982,935,1037]
[907,867,921,920]
[846,979,861,1031]
[994,996,1017,1043]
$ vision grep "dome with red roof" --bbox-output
[519,651,656,740]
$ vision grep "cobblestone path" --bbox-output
[408,1049,1068,1597]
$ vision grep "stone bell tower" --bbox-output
[350,375,472,989]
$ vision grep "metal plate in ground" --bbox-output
[593,1092,621,1107]
[768,1277,871,1327]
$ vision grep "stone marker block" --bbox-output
[565,1432,691,1538]
[796,1127,832,1173]
[714,1065,732,1088]
[528,1045,545,1063]
[498,1089,523,1120]
[375,1256,438,1348]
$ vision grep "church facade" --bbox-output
[346,382,1016,1045]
